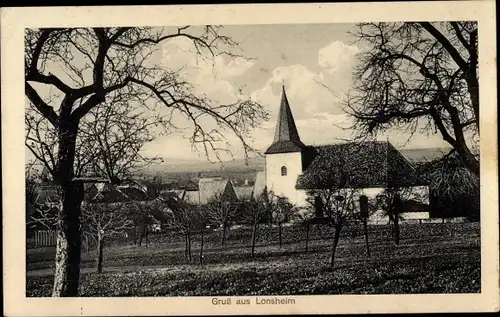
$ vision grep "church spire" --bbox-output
[265,85,306,154]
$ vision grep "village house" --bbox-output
[254,86,432,223]
[178,177,239,205]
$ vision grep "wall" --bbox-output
[266,152,303,205]
[294,186,430,220]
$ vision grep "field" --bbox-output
[26,222,480,297]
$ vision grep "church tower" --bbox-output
[264,86,306,205]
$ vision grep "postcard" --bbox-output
[1,1,498,316]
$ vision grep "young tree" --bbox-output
[25,27,267,296]
[374,188,408,245]
[358,195,372,257]
[128,200,158,247]
[347,22,479,176]
[273,196,296,249]
[300,144,366,268]
[206,194,238,245]
[25,163,60,232]
[164,198,199,262]
[81,201,133,273]
[241,194,269,258]
[196,207,210,267]
[307,186,359,268]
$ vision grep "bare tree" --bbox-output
[273,195,297,249]
[25,27,267,296]
[164,198,199,262]
[374,187,408,245]
[126,200,158,247]
[196,207,209,267]
[307,185,359,268]
[242,191,271,257]
[347,22,479,176]
[300,145,365,268]
[25,164,59,231]
[81,201,133,273]
[357,195,376,257]
[206,194,238,245]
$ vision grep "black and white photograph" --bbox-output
[2,1,498,316]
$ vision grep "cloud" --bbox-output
[318,40,360,74]
[161,37,255,104]
[250,64,343,121]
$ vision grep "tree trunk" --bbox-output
[251,221,257,257]
[363,218,370,257]
[456,139,480,176]
[187,230,192,262]
[138,224,147,246]
[52,119,84,297]
[96,232,104,274]
[394,216,400,246]
[317,224,323,238]
[221,222,227,245]
[199,226,204,267]
[184,233,188,260]
[133,223,137,245]
[330,224,342,268]
[278,222,283,249]
[305,222,310,252]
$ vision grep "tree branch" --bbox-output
[25,83,58,126]
[419,22,469,72]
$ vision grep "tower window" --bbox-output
[281,166,287,176]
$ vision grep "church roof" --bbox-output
[265,86,306,154]
[295,141,426,189]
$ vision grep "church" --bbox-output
[257,86,430,220]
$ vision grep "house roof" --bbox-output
[253,171,266,199]
[183,190,200,204]
[32,180,153,206]
[234,186,253,201]
[85,182,151,204]
[265,86,306,154]
[34,185,60,204]
[295,141,426,190]
[160,189,186,200]
[198,177,237,204]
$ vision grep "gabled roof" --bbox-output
[265,86,306,154]
[253,171,266,200]
[234,186,254,201]
[85,182,151,204]
[183,190,201,205]
[160,189,186,201]
[295,141,426,189]
[198,177,237,204]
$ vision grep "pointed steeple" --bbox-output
[265,86,306,154]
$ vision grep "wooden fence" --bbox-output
[30,230,98,251]
[33,230,57,247]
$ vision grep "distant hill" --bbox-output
[399,147,452,163]
[139,146,452,184]
[138,156,266,186]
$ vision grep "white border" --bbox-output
[2,1,498,315]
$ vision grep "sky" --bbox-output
[140,23,450,161]
[26,24,452,165]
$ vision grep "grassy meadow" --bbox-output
[26,222,480,296]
